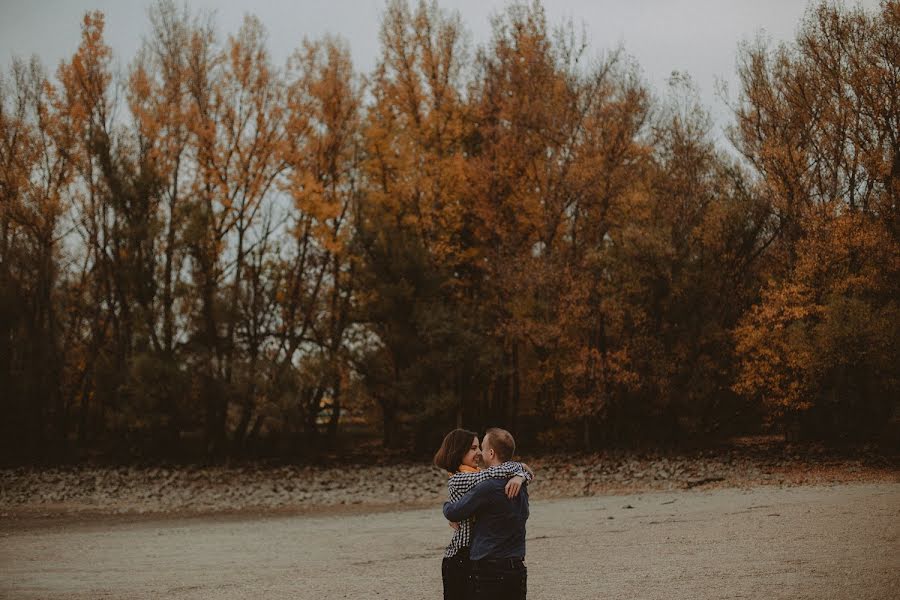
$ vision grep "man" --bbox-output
[442,427,529,600]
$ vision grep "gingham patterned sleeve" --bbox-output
[447,461,531,496]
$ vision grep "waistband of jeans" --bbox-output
[470,557,524,570]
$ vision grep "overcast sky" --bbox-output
[0,0,880,140]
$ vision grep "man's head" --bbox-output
[480,427,516,467]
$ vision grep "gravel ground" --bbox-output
[1,482,898,599]
[2,444,896,519]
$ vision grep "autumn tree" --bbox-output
[56,11,167,451]
[732,0,900,439]
[4,0,897,462]
[273,34,363,447]
[178,14,289,453]
[359,0,476,446]
[577,75,772,445]
[465,1,653,443]
[735,212,899,439]
[118,0,198,448]
[0,58,74,457]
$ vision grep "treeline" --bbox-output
[1,0,897,461]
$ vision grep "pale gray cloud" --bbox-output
[0,0,881,140]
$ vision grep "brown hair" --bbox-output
[484,428,516,462]
[433,428,478,473]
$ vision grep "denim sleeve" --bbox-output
[443,481,490,522]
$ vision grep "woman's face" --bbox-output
[461,436,481,468]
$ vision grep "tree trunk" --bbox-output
[381,397,397,448]
[326,372,342,443]
[511,339,521,433]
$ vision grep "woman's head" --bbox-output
[433,428,480,473]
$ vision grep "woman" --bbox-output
[433,428,532,600]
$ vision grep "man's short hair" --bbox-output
[485,427,515,461]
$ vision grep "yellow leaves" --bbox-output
[362,0,469,267]
[57,11,112,132]
[227,15,271,94]
[733,207,899,421]
[290,171,324,209]
[560,344,639,418]
[281,35,361,269]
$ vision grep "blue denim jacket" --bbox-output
[443,478,529,561]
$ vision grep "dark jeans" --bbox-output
[441,547,470,600]
[469,558,527,600]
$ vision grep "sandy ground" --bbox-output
[1,482,898,600]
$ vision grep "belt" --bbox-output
[471,557,525,570]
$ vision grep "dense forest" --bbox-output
[1,0,897,461]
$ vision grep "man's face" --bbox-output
[480,433,499,466]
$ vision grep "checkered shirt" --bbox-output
[443,461,532,558]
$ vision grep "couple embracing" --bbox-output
[433,427,531,600]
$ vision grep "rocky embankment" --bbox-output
[1,444,896,519]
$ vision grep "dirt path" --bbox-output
[1,482,898,599]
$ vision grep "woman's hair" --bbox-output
[433,428,478,473]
